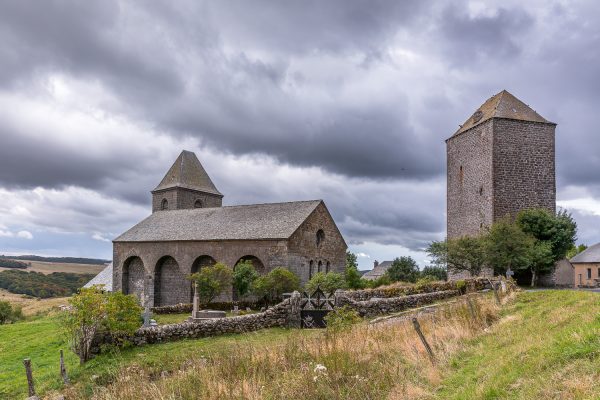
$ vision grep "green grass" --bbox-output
[435,290,600,399]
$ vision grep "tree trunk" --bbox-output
[530,269,537,287]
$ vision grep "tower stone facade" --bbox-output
[446,90,556,277]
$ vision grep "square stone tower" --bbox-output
[446,90,556,240]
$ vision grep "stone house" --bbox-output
[446,90,557,282]
[112,151,347,307]
[570,243,600,288]
[362,260,392,281]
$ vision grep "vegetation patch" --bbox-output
[0,270,96,298]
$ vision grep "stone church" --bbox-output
[446,90,557,280]
[112,151,347,307]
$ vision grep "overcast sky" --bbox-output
[1,0,599,270]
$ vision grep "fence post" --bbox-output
[488,279,501,306]
[465,294,476,320]
[23,358,36,397]
[411,317,435,364]
[60,349,70,385]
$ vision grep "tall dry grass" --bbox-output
[59,291,511,400]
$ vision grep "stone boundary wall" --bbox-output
[342,278,489,302]
[152,300,263,314]
[337,289,460,318]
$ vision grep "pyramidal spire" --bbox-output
[153,150,222,196]
[453,90,554,136]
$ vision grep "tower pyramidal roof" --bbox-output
[453,90,555,137]
[153,150,222,196]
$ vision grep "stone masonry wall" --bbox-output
[151,187,222,213]
[492,119,556,220]
[446,119,494,239]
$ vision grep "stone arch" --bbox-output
[194,199,203,208]
[122,256,145,303]
[316,229,325,247]
[154,256,187,307]
[190,255,217,302]
[161,198,169,210]
[326,261,330,273]
[318,260,323,273]
[234,255,265,274]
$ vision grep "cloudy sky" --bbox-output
[1,0,599,270]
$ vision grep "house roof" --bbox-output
[451,90,554,137]
[114,200,323,242]
[153,150,222,196]
[362,261,393,280]
[83,263,113,291]
[570,242,600,263]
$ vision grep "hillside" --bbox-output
[0,255,110,265]
[0,260,105,275]
[0,290,597,399]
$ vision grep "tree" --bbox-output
[516,208,577,261]
[251,267,300,304]
[485,218,533,276]
[190,263,233,307]
[344,251,364,289]
[232,261,259,299]
[387,256,419,283]
[0,300,23,324]
[566,244,587,259]
[306,272,347,293]
[527,240,554,287]
[63,287,142,364]
[420,266,447,281]
[428,237,487,277]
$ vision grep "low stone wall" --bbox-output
[152,300,265,314]
[342,277,489,301]
[337,289,460,318]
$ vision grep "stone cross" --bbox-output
[143,294,151,327]
[192,282,199,317]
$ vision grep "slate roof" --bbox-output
[83,263,113,291]
[362,261,393,280]
[153,150,222,196]
[452,90,554,137]
[114,200,323,242]
[570,242,600,263]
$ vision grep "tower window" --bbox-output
[316,229,325,247]
[459,165,464,185]
[161,199,169,210]
[194,199,203,208]
[479,186,484,195]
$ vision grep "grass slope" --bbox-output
[436,290,600,399]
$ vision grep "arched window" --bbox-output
[161,198,169,210]
[326,261,330,273]
[318,261,322,273]
[309,260,314,279]
[194,199,203,208]
[316,229,325,247]
[459,165,464,185]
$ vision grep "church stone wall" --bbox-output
[492,119,556,219]
[446,119,494,239]
[288,203,347,283]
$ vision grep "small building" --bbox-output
[83,263,113,291]
[112,150,347,307]
[362,260,392,281]
[570,243,600,288]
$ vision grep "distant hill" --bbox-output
[0,255,110,265]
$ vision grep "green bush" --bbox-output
[0,300,23,324]
[190,263,233,307]
[324,305,361,332]
[232,260,259,299]
[305,272,347,293]
[252,267,300,304]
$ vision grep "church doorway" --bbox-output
[190,255,217,302]
[233,255,265,301]
[154,256,188,307]
[122,256,144,303]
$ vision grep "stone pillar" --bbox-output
[143,294,151,327]
[192,282,199,318]
[287,291,302,328]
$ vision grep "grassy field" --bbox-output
[0,260,105,275]
[0,288,70,316]
[0,290,597,399]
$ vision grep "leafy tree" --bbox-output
[63,287,142,364]
[566,244,588,259]
[232,260,259,299]
[306,272,347,293]
[516,208,577,262]
[251,267,300,304]
[0,300,23,324]
[420,265,448,281]
[344,251,364,289]
[527,241,554,287]
[428,237,487,277]
[485,218,533,276]
[387,256,420,283]
[190,263,233,307]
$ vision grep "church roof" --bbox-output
[570,242,600,263]
[114,200,323,242]
[83,263,113,291]
[153,150,222,196]
[452,90,555,137]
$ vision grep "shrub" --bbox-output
[305,272,347,293]
[62,286,142,364]
[190,263,233,307]
[421,265,447,281]
[252,267,300,304]
[232,260,259,299]
[387,256,419,283]
[0,300,23,324]
[324,305,361,332]
[365,274,391,288]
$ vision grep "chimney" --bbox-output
[373,260,379,268]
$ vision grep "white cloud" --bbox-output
[356,252,371,258]
[92,233,111,242]
[0,229,13,237]
[16,231,33,239]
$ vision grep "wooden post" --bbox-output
[23,358,35,397]
[488,279,501,306]
[60,349,70,385]
[411,317,435,364]
[465,295,476,320]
